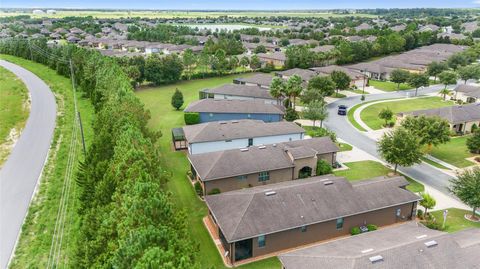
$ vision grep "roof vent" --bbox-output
[416,234,427,239]
[240,148,249,152]
[361,248,374,254]
[424,240,438,248]
[323,180,333,186]
[369,255,383,263]
[258,145,266,149]
[232,120,239,123]
[219,121,227,124]
[265,191,276,196]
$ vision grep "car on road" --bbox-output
[338,105,347,115]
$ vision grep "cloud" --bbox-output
[474,0,480,4]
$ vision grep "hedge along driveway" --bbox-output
[136,74,281,268]
[359,96,454,130]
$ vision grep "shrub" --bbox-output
[184,112,200,125]
[316,159,333,176]
[285,107,299,122]
[366,224,377,231]
[350,226,361,235]
[207,188,221,195]
[186,171,193,180]
[194,181,203,196]
[471,123,478,133]
[171,88,184,110]
[424,219,442,230]
[306,127,337,142]
[467,129,480,154]
[417,209,424,219]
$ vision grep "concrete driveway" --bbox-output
[0,60,56,269]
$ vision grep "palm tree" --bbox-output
[439,88,450,101]
[269,77,285,105]
[286,75,303,109]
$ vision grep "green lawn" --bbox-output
[430,208,480,233]
[429,136,478,168]
[369,80,411,92]
[334,160,424,193]
[136,73,281,268]
[420,157,451,170]
[360,97,453,130]
[0,55,95,268]
[337,142,353,152]
[0,66,29,165]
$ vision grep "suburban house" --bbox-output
[454,84,480,103]
[234,74,273,88]
[199,84,278,104]
[181,119,305,154]
[276,68,319,82]
[348,62,391,80]
[257,52,287,68]
[205,175,420,264]
[309,65,367,88]
[397,103,480,134]
[184,99,284,123]
[189,137,339,194]
[279,222,480,269]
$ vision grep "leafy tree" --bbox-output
[171,88,184,110]
[377,127,423,173]
[124,65,141,88]
[286,74,304,109]
[427,61,448,82]
[182,48,197,79]
[401,115,451,151]
[211,49,229,72]
[254,45,267,53]
[250,55,261,70]
[330,70,351,95]
[229,56,239,71]
[457,65,480,84]
[438,70,458,90]
[449,167,480,221]
[240,56,250,71]
[307,75,336,97]
[284,107,299,121]
[270,77,286,104]
[419,193,436,217]
[303,100,328,128]
[467,129,480,154]
[145,54,184,85]
[407,73,429,96]
[447,53,468,70]
[198,52,211,74]
[390,69,410,89]
[285,45,315,69]
[378,107,394,127]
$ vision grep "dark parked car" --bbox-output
[338,105,347,115]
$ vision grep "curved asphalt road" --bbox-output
[0,60,56,269]
[324,85,457,196]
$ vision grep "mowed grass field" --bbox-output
[0,66,29,165]
[360,97,453,130]
[369,80,411,92]
[136,73,281,268]
[0,55,95,269]
[0,10,378,19]
[429,136,478,168]
[430,208,480,233]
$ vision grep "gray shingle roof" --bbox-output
[455,84,480,98]
[189,137,338,181]
[184,99,284,115]
[205,175,420,242]
[400,103,480,124]
[234,74,273,87]
[183,119,304,143]
[202,84,274,99]
[277,68,319,81]
[280,222,480,269]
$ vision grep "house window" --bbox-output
[237,175,247,181]
[396,208,401,217]
[248,138,253,146]
[258,171,269,182]
[258,235,266,248]
[301,225,307,232]
[336,218,344,230]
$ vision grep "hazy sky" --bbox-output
[3,0,480,9]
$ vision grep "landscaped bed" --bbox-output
[333,160,424,193]
[429,136,478,168]
[359,96,453,130]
